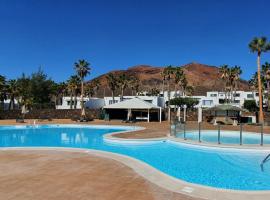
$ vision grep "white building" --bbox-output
[56,97,104,109]
[104,96,165,107]
[197,91,260,108]
[3,99,19,110]
[85,98,105,109]
[159,90,263,108]
[56,97,87,109]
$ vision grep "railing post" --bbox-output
[240,123,242,145]
[198,122,201,142]
[218,124,221,144]
[184,123,186,140]
[261,123,264,146]
[174,120,177,137]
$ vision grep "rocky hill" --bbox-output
[88,62,250,96]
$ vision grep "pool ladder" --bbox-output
[260,153,270,171]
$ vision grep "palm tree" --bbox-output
[231,66,242,102]
[6,79,18,110]
[85,84,95,97]
[106,73,119,103]
[74,59,91,116]
[174,67,184,97]
[262,62,270,110]
[179,75,188,96]
[67,75,80,109]
[160,70,166,97]
[163,65,175,121]
[118,73,129,101]
[85,79,100,98]
[185,85,194,96]
[130,76,140,96]
[57,82,68,106]
[249,37,270,123]
[0,75,7,110]
[220,65,230,103]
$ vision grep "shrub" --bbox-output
[243,100,258,112]
[170,97,199,108]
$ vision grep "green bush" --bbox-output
[170,97,199,108]
[243,100,258,112]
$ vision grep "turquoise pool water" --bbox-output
[1,124,270,191]
[176,130,270,144]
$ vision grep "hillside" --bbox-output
[88,62,250,96]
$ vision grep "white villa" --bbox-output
[54,90,262,110]
[55,97,90,109]
[196,91,261,108]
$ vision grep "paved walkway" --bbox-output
[0,150,199,200]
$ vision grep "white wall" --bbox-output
[104,96,165,107]
[85,98,105,109]
[56,97,90,109]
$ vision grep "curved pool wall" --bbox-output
[1,124,270,191]
[176,130,270,145]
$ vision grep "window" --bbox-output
[219,99,225,104]
[233,93,240,97]
[210,94,217,97]
[144,100,153,103]
[109,100,118,105]
[202,100,213,106]
[67,101,75,105]
[247,94,254,98]
[234,100,240,104]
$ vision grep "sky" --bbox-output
[0,0,270,82]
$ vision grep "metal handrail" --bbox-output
[171,120,266,147]
[260,153,270,172]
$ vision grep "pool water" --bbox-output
[176,130,270,145]
[1,124,270,191]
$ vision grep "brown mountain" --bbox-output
[88,62,250,96]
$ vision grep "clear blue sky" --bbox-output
[0,0,270,82]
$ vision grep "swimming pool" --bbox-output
[176,130,270,144]
[1,124,270,191]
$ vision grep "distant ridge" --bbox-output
[88,62,249,96]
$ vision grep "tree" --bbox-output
[249,37,270,123]
[106,73,119,103]
[0,75,7,110]
[148,88,160,96]
[16,74,32,110]
[160,70,166,96]
[170,97,199,109]
[74,59,91,116]
[84,79,100,98]
[6,79,18,110]
[220,65,230,103]
[130,76,140,96]
[243,100,258,112]
[174,67,184,97]
[262,62,270,110]
[67,75,80,109]
[162,65,175,121]
[117,73,129,101]
[231,66,242,102]
[219,65,242,103]
[30,69,55,108]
